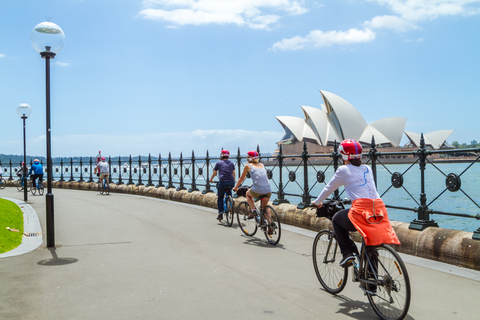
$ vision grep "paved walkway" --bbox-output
[1,187,479,319]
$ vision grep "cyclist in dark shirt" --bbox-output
[209,150,236,221]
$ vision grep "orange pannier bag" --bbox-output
[348,198,400,246]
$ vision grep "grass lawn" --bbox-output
[0,198,24,254]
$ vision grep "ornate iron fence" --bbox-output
[2,134,479,238]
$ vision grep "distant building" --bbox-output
[276,90,453,155]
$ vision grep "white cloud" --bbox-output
[138,0,308,29]
[0,54,5,58]
[3,130,283,157]
[365,0,480,31]
[55,61,69,67]
[364,14,418,32]
[271,28,376,51]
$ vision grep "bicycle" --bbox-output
[236,194,281,245]
[98,176,110,195]
[312,199,411,320]
[0,177,5,190]
[30,179,44,196]
[215,183,235,227]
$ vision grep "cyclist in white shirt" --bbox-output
[95,157,109,185]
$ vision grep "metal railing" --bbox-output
[2,134,479,239]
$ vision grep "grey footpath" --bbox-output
[1,187,479,320]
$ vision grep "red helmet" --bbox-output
[339,139,362,160]
[247,150,259,162]
[220,150,230,159]
[101,157,106,161]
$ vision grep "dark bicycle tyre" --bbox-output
[98,182,104,195]
[105,183,110,195]
[38,182,44,196]
[0,178,5,189]
[225,196,234,227]
[16,179,23,191]
[236,201,257,236]
[30,181,37,195]
[263,205,281,245]
[312,229,348,294]
[365,245,411,320]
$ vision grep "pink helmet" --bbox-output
[339,139,363,160]
[247,150,259,162]
[101,157,106,161]
[220,150,230,159]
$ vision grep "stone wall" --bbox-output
[22,180,480,270]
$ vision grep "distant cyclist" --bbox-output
[95,157,109,186]
[28,159,44,189]
[233,150,273,229]
[209,150,235,221]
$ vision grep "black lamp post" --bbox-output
[31,21,65,248]
[16,103,32,202]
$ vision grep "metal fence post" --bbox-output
[189,150,199,192]
[128,155,133,185]
[88,157,94,182]
[147,154,153,187]
[137,155,144,186]
[167,152,174,189]
[273,144,289,205]
[332,141,341,200]
[203,150,213,194]
[298,142,311,209]
[157,153,164,188]
[59,158,64,181]
[117,156,123,185]
[409,133,439,230]
[69,157,74,182]
[368,136,378,185]
[177,153,186,191]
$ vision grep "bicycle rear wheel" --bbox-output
[0,178,5,189]
[236,201,257,236]
[312,229,348,294]
[98,182,104,194]
[225,196,234,227]
[105,182,110,195]
[16,179,23,191]
[263,205,281,245]
[365,245,411,320]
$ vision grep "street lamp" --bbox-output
[16,103,32,202]
[31,21,65,248]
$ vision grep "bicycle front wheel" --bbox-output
[263,205,281,245]
[236,201,257,236]
[38,183,44,196]
[312,229,348,294]
[365,245,411,320]
[225,196,234,227]
[30,182,37,195]
[0,178,5,189]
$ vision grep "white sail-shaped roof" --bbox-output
[405,130,454,149]
[369,117,407,147]
[320,90,368,141]
[301,105,341,145]
[275,116,317,143]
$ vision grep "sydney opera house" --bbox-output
[275,90,454,155]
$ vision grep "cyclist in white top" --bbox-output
[95,157,109,185]
[233,150,273,229]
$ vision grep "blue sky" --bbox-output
[1,0,479,158]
